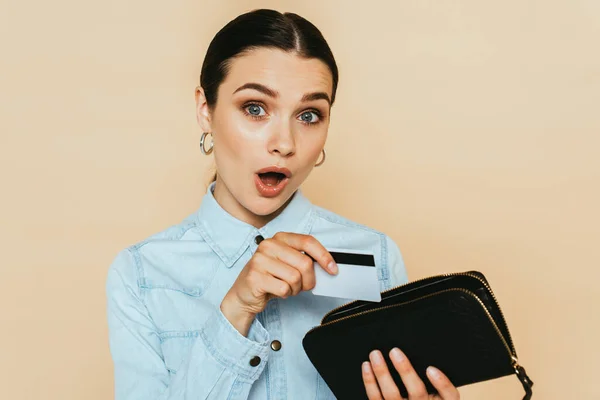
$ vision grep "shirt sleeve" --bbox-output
[106,248,271,400]
[385,235,409,287]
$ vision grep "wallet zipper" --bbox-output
[319,272,517,357]
[309,287,521,369]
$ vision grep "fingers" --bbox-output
[427,366,460,400]
[364,350,458,400]
[272,232,338,275]
[361,362,383,400]
[256,237,316,291]
[388,348,428,400]
[251,232,338,301]
[249,263,293,299]
[368,350,402,400]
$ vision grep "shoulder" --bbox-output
[105,213,204,294]
[133,215,200,249]
[309,205,409,288]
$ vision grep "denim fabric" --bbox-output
[106,182,408,399]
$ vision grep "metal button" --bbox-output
[254,235,264,245]
[249,356,261,367]
[270,340,282,351]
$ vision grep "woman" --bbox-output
[106,9,460,400]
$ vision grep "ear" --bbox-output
[195,86,212,132]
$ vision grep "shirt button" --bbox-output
[270,340,282,351]
[249,356,261,367]
[254,235,264,245]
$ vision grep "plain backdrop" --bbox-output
[1,0,599,398]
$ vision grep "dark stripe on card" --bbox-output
[330,251,375,267]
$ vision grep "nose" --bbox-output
[267,122,296,157]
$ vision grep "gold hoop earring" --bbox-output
[315,149,326,167]
[200,132,213,155]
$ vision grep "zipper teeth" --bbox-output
[320,273,456,323]
[308,288,516,363]
[464,272,517,357]
[320,272,517,356]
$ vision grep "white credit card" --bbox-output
[311,249,381,302]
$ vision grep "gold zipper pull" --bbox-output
[513,357,534,400]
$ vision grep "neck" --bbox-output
[212,178,291,229]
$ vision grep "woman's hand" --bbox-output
[220,232,337,336]
[362,348,460,400]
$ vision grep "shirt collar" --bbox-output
[196,182,315,268]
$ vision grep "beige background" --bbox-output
[1,0,598,398]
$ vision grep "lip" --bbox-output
[254,166,292,198]
[256,166,292,178]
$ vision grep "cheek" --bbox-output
[299,130,327,157]
[291,138,325,178]
[212,111,263,168]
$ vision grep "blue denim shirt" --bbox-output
[106,182,408,399]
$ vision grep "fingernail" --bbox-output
[390,348,405,362]
[328,261,338,274]
[427,366,441,380]
[370,350,384,366]
[362,361,371,374]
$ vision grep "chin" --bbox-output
[246,188,295,217]
[249,196,288,217]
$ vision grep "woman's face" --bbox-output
[196,48,333,225]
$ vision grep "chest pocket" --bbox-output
[140,257,223,330]
[159,332,199,375]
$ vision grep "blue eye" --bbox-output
[299,111,320,124]
[246,104,266,116]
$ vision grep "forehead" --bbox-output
[220,48,333,99]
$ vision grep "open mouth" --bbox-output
[254,167,291,197]
[257,171,287,187]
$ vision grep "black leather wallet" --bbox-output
[303,271,533,399]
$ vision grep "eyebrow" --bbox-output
[301,92,331,105]
[233,82,278,98]
[233,82,331,105]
